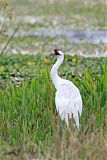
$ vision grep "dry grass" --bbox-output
[1,129,107,160]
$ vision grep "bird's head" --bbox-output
[54,49,64,57]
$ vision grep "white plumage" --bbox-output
[50,49,83,128]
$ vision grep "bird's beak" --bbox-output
[48,52,54,57]
[49,49,61,57]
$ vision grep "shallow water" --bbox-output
[1,14,107,57]
[7,28,107,44]
[66,30,107,44]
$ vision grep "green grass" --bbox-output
[0,54,107,159]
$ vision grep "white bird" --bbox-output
[50,49,83,128]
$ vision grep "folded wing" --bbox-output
[55,80,82,128]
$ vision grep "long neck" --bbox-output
[50,55,64,88]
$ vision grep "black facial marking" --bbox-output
[54,49,61,55]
